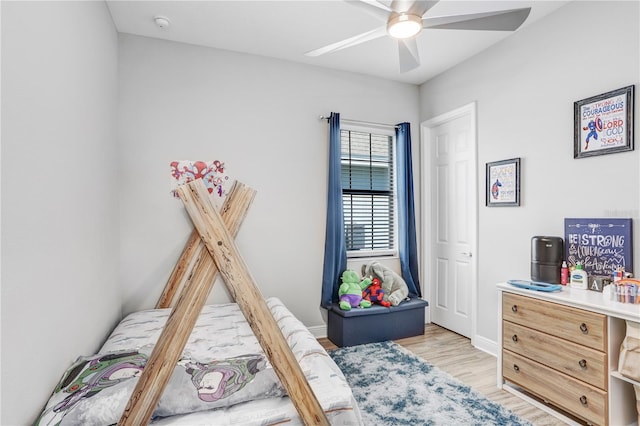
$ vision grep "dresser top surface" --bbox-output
[497,282,640,322]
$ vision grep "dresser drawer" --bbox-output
[503,350,607,425]
[503,321,607,390]
[503,293,606,351]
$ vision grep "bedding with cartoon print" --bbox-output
[36,297,362,426]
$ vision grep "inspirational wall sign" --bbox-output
[564,218,633,276]
[574,85,634,159]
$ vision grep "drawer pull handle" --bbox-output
[513,364,520,373]
[579,359,587,369]
[579,395,588,406]
[580,323,588,334]
[512,335,518,343]
[511,305,518,313]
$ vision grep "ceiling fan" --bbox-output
[305,0,531,73]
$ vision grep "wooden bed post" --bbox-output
[118,181,256,426]
[177,179,329,426]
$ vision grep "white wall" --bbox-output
[1,2,120,424]
[419,1,640,344]
[3,1,638,422]
[117,34,420,326]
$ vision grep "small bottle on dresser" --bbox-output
[570,262,588,289]
[560,261,568,285]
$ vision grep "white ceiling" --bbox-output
[106,0,570,85]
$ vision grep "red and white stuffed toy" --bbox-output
[362,278,391,307]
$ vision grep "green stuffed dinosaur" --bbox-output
[338,270,372,311]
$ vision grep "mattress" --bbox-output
[37,297,362,425]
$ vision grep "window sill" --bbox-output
[347,250,397,259]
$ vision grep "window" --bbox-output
[341,127,396,257]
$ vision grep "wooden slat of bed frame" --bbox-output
[118,181,256,426]
[156,180,248,309]
[155,227,202,309]
[177,179,329,426]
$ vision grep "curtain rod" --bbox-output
[319,115,400,129]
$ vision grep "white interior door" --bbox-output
[421,103,477,339]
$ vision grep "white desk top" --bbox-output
[497,282,640,323]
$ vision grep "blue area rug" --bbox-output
[329,341,532,426]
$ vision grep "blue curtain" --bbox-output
[396,122,422,298]
[321,112,347,308]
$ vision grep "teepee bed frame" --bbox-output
[36,180,362,425]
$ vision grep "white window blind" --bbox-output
[340,129,395,255]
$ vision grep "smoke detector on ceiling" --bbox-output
[154,16,171,29]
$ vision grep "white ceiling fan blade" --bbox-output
[359,0,393,12]
[391,0,438,16]
[422,8,532,31]
[346,1,392,22]
[398,38,420,73]
[305,26,387,57]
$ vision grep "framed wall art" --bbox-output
[486,157,520,207]
[574,85,634,159]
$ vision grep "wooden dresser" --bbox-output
[497,283,640,426]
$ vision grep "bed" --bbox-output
[36,297,363,425]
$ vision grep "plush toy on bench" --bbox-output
[362,278,390,307]
[338,270,372,311]
[362,261,409,306]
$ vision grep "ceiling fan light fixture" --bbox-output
[387,13,422,39]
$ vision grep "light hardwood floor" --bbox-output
[318,323,569,426]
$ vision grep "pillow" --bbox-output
[36,348,284,425]
[619,320,640,382]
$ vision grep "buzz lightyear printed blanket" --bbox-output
[36,298,362,426]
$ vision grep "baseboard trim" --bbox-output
[472,334,497,357]
[308,324,327,339]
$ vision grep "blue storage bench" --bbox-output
[327,298,428,347]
